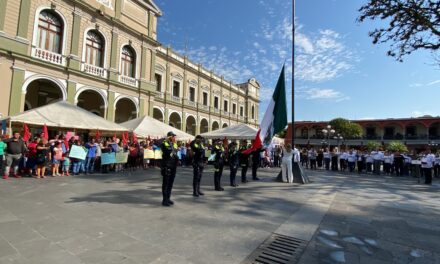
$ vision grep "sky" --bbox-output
[154,0,440,123]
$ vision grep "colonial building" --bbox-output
[0,0,260,135]
[286,117,440,148]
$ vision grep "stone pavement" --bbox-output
[0,167,439,264]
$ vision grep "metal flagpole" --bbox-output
[292,0,295,147]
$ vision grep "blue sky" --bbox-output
[154,0,440,123]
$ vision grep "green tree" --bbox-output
[329,118,363,139]
[358,0,440,64]
[366,141,381,151]
[387,141,408,153]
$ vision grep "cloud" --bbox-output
[294,26,358,82]
[297,87,350,102]
[409,79,440,88]
[411,111,434,117]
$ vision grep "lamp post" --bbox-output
[322,125,335,149]
[334,134,343,151]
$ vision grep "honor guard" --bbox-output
[213,139,225,191]
[228,142,239,187]
[239,140,250,183]
[190,135,205,197]
[251,146,263,181]
[160,131,179,206]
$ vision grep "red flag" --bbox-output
[95,129,101,141]
[242,129,262,155]
[42,124,49,140]
[122,132,127,145]
[22,123,30,142]
[132,132,138,143]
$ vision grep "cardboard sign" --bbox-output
[115,152,128,163]
[101,152,116,165]
[144,149,155,159]
[205,150,211,158]
[69,145,87,160]
[154,150,162,160]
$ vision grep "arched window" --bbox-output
[121,46,135,77]
[85,30,104,67]
[37,10,63,53]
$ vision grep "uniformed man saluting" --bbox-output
[160,131,179,206]
[190,135,205,197]
[228,142,240,187]
[239,140,250,183]
[213,139,225,191]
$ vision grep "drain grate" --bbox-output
[242,233,307,264]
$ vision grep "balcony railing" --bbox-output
[32,47,65,66]
[186,100,196,107]
[199,104,209,111]
[156,91,164,99]
[83,63,107,78]
[119,75,138,87]
[171,96,181,103]
[213,108,220,114]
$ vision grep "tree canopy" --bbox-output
[329,118,363,139]
[387,141,408,153]
[358,0,440,64]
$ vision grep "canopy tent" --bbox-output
[120,115,194,141]
[2,101,127,132]
[200,123,259,140]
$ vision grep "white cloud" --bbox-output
[297,87,350,102]
[411,111,434,117]
[427,80,440,86]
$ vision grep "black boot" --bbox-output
[193,182,199,197]
[197,182,204,195]
[162,199,170,206]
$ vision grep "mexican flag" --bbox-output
[244,65,287,154]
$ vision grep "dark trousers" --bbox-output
[373,160,381,175]
[214,163,224,189]
[366,162,373,173]
[357,161,363,174]
[0,155,3,173]
[340,160,346,171]
[252,164,258,179]
[434,164,440,178]
[384,163,391,174]
[241,165,248,182]
[310,159,317,170]
[394,164,403,176]
[348,162,355,173]
[324,158,330,170]
[331,157,338,171]
[230,165,238,185]
[162,166,177,202]
[193,164,204,194]
[423,168,433,184]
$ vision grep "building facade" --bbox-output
[0,0,260,135]
[286,117,440,148]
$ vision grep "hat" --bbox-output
[167,131,177,137]
[195,135,203,139]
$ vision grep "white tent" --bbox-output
[3,101,126,132]
[200,123,258,140]
[120,115,194,141]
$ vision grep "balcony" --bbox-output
[213,108,220,114]
[171,96,181,103]
[222,110,229,116]
[83,63,107,78]
[119,75,138,87]
[199,104,209,112]
[186,100,196,107]
[156,91,164,99]
[32,47,65,66]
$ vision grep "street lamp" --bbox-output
[322,125,336,149]
[334,134,343,151]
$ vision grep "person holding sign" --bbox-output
[213,139,226,191]
[190,135,206,197]
[160,131,179,206]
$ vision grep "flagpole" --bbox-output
[291,0,295,147]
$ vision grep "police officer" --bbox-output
[213,139,225,191]
[251,146,262,181]
[190,135,205,197]
[160,131,179,206]
[229,142,239,187]
[239,140,250,183]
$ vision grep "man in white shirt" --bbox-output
[347,150,357,173]
[373,149,384,175]
[323,148,331,170]
[421,149,435,184]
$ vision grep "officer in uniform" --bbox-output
[251,146,263,181]
[213,139,225,191]
[228,142,239,187]
[190,135,205,197]
[160,131,179,206]
[239,140,250,183]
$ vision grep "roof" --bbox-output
[120,115,194,140]
[200,124,258,140]
[3,101,127,132]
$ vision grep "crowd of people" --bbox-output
[296,147,439,184]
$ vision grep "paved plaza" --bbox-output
[0,167,439,264]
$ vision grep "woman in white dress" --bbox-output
[281,143,294,183]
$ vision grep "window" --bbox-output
[85,30,104,67]
[214,96,219,109]
[232,103,237,114]
[223,100,228,112]
[155,74,162,92]
[189,87,195,102]
[121,46,135,77]
[173,81,180,97]
[37,11,63,53]
[202,92,208,106]
[251,105,255,119]
[240,106,244,117]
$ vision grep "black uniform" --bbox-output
[229,146,240,187]
[160,139,179,206]
[190,140,205,196]
[251,148,263,180]
[213,144,225,191]
[239,145,250,183]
